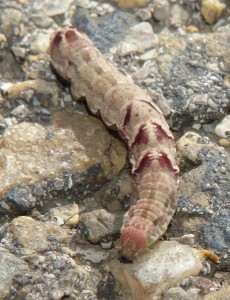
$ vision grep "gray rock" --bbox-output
[152,0,170,21]
[0,246,29,300]
[77,209,123,244]
[170,131,230,271]
[117,22,159,56]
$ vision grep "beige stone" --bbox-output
[10,216,68,252]
[110,241,203,299]
[202,285,230,300]
[201,0,226,25]
[113,0,150,9]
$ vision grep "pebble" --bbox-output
[10,104,31,119]
[113,0,150,9]
[194,276,215,293]
[176,131,212,164]
[201,0,226,25]
[170,4,189,27]
[30,31,53,54]
[117,22,159,56]
[78,209,123,244]
[132,62,151,79]
[214,115,230,138]
[11,46,26,58]
[164,287,188,300]
[50,203,80,228]
[152,0,170,21]
[136,8,152,21]
[0,33,7,49]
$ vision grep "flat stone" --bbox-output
[0,121,88,197]
[0,246,29,300]
[10,216,68,253]
[110,241,203,299]
[117,22,159,56]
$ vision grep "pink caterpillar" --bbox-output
[49,26,179,259]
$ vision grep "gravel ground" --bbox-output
[0,0,230,299]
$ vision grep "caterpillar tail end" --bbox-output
[119,226,148,260]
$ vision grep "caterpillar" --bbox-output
[49,26,179,259]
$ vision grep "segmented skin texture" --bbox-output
[49,26,179,259]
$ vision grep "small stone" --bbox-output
[194,276,214,294]
[4,117,18,126]
[50,203,80,228]
[136,8,152,21]
[214,115,230,138]
[100,240,113,249]
[78,209,123,243]
[0,33,7,49]
[139,49,157,61]
[132,63,150,80]
[170,4,189,27]
[186,26,199,33]
[11,46,26,58]
[10,216,68,253]
[164,287,188,300]
[11,104,31,119]
[54,178,65,189]
[201,0,226,25]
[192,123,201,131]
[23,254,46,267]
[176,131,212,165]
[117,22,159,56]
[31,14,54,28]
[30,32,52,54]
[219,138,230,147]
[113,0,150,9]
[33,185,44,196]
[152,0,170,21]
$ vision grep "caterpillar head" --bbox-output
[49,26,93,81]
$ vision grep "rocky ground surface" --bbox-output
[0,0,230,299]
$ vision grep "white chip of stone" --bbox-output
[0,82,13,93]
[192,123,201,130]
[117,22,159,56]
[11,104,30,118]
[214,115,230,138]
[11,46,26,58]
